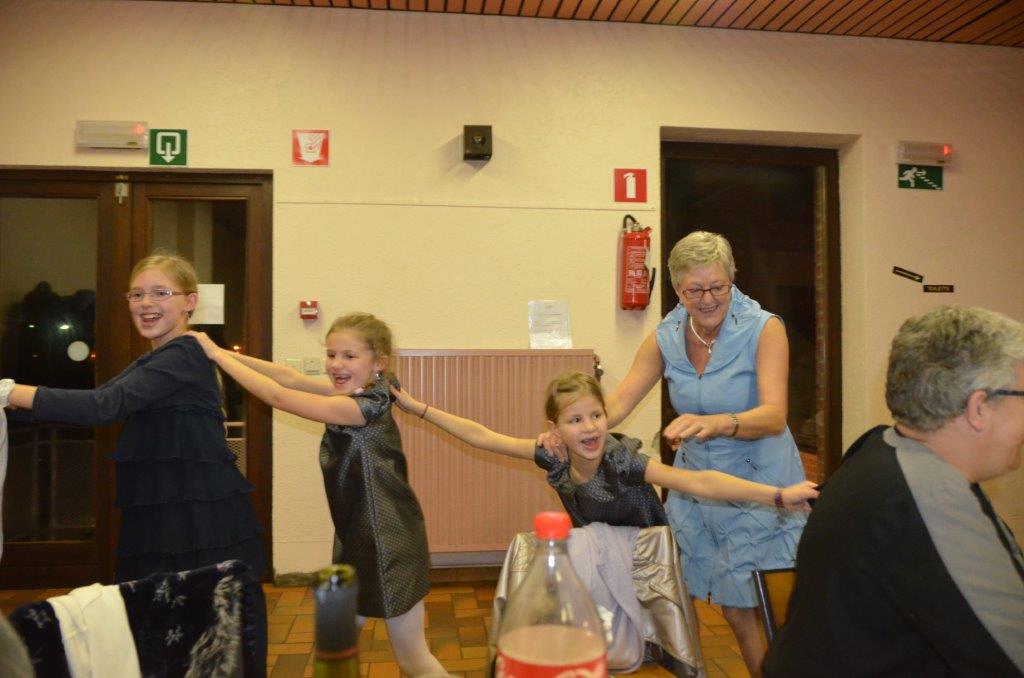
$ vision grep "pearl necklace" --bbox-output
[689,316,718,356]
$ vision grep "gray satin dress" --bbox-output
[319,376,429,618]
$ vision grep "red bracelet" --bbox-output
[773,488,785,509]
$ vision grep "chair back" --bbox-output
[752,567,796,642]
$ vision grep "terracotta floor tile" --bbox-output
[292,615,315,634]
[711,656,751,678]
[425,625,460,639]
[461,645,488,659]
[440,657,490,671]
[367,661,401,678]
[268,642,314,655]
[457,624,487,645]
[287,631,314,644]
[431,635,463,660]
[269,653,310,678]
[268,623,292,643]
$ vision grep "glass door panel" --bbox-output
[1,197,98,543]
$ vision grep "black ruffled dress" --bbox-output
[534,432,668,528]
[30,335,265,582]
[319,376,430,618]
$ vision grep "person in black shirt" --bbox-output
[763,306,1024,677]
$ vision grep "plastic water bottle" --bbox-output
[495,511,608,678]
[314,564,359,678]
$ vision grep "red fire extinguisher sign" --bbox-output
[614,169,647,203]
[619,215,655,310]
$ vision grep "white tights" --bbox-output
[361,600,448,677]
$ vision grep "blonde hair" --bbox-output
[544,371,606,422]
[667,231,737,287]
[326,312,394,363]
[129,251,199,294]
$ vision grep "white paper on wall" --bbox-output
[528,299,572,349]
[192,283,225,325]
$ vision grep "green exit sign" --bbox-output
[149,129,187,166]
[898,164,942,190]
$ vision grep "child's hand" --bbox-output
[537,431,568,460]
[389,385,425,416]
[186,330,221,359]
[780,480,819,511]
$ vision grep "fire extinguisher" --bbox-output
[619,214,656,310]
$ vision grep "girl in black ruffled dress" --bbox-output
[2,253,265,582]
[189,313,447,677]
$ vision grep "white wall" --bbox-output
[1,0,1022,572]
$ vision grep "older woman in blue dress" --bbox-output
[606,231,808,676]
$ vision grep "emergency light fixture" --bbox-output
[895,141,954,166]
[75,120,149,149]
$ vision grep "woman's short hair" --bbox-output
[886,306,1024,431]
[667,231,737,287]
[544,371,606,422]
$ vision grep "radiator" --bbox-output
[392,349,597,558]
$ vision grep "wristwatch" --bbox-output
[0,378,14,408]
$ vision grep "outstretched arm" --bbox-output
[188,331,365,426]
[391,385,535,459]
[645,459,818,510]
[230,352,336,396]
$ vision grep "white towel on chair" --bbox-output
[49,583,142,678]
[568,522,645,673]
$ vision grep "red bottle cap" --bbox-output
[533,511,571,540]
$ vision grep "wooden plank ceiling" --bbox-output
[156,0,1024,47]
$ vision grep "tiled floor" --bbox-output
[1,578,750,678]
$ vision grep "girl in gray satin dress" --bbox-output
[391,371,817,527]
[189,313,446,677]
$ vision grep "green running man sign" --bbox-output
[898,164,942,190]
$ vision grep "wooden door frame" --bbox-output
[0,166,274,584]
[658,143,843,479]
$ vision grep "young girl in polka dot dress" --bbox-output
[190,313,446,677]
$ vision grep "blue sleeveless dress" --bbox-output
[657,286,807,607]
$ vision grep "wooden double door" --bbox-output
[0,168,273,586]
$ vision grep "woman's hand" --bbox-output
[186,330,221,359]
[536,430,568,460]
[662,413,732,446]
[780,480,819,511]
[389,384,426,416]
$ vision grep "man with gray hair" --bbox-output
[763,306,1024,676]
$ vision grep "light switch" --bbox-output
[302,357,322,375]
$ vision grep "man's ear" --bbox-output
[964,389,990,432]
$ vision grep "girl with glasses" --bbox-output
[0,253,265,582]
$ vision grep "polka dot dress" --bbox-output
[319,375,430,618]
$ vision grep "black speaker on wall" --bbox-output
[463,125,492,161]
